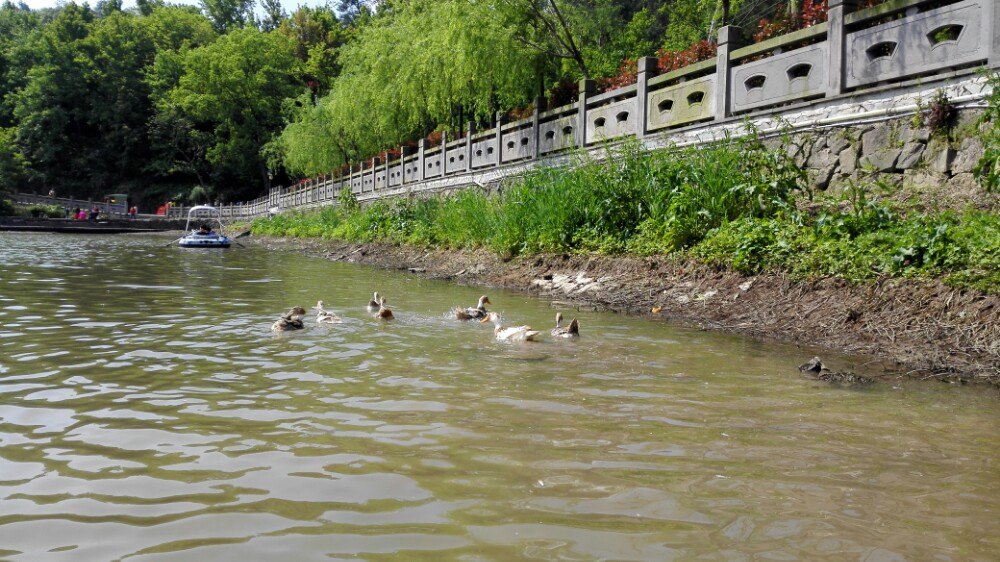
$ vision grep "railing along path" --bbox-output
[45,0,997,221]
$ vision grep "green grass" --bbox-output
[254,136,802,253]
[252,137,1000,293]
[693,209,1000,292]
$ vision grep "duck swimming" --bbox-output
[313,300,342,324]
[453,295,491,320]
[368,293,393,320]
[366,292,383,313]
[481,311,540,342]
[271,306,306,332]
[374,298,394,321]
[551,312,580,338]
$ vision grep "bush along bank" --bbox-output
[253,133,1000,296]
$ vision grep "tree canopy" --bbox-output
[0,0,751,206]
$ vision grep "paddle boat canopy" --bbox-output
[178,205,232,248]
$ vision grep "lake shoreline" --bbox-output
[250,235,1000,386]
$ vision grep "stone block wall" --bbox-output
[791,108,994,208]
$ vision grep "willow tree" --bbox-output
[278,0,538,177]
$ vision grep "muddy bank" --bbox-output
[251,236,999,385]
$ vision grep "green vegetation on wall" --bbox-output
[252,138,1000,294]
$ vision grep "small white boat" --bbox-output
[178,205,232,248]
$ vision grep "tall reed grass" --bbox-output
[252,134,803,257]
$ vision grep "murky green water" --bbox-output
[0,232,997,561]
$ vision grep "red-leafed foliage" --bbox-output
[753,0,828,43]
[547,77,579,109]
[800,0,828,27]
[425,130,444,144]
[507,104,535,120]
[385,147,403,158]
[599,58,638,91]
[656,40,717,74]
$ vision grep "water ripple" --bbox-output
[0,232,996,560]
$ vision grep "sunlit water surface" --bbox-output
[0,232,996,561]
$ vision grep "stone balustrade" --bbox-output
[23,0,998,222]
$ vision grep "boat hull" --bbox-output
[178,235,231,248]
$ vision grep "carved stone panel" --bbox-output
[647,75,716,131]
[402,156,419,179]
[501,128,533,163]
[731,43,827,113]
[585,97,637,144]
[424,150,442,178]
[386,163,401,187]
[846,0,986,88]
[444,145,467,174]
[471,137,497,168]
[538,115,578,154]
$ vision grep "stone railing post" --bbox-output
[442,131,449,174]
[400,146,408,185]
[532,96,545,159]
[827,0,859,96]
[465,121,474,172]
[635,56,659,139]
[715,25,740,120]
[370,157,377,192]
[418,139,427,181]
[383,152,390,190]
[576,78,597,147]
[987,0,999,67]
[494,111,504,166]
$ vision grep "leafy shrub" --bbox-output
[753,0,828,44]
[693,209,1000,292]
[24,204,66,218]
[975,71,1000,192]
[656,40,716,73]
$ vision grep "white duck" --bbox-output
[480,312,540,342]
[313,300,342,324]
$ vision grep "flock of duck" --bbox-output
[271,292,580,342]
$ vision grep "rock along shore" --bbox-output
[251,236,999,386]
